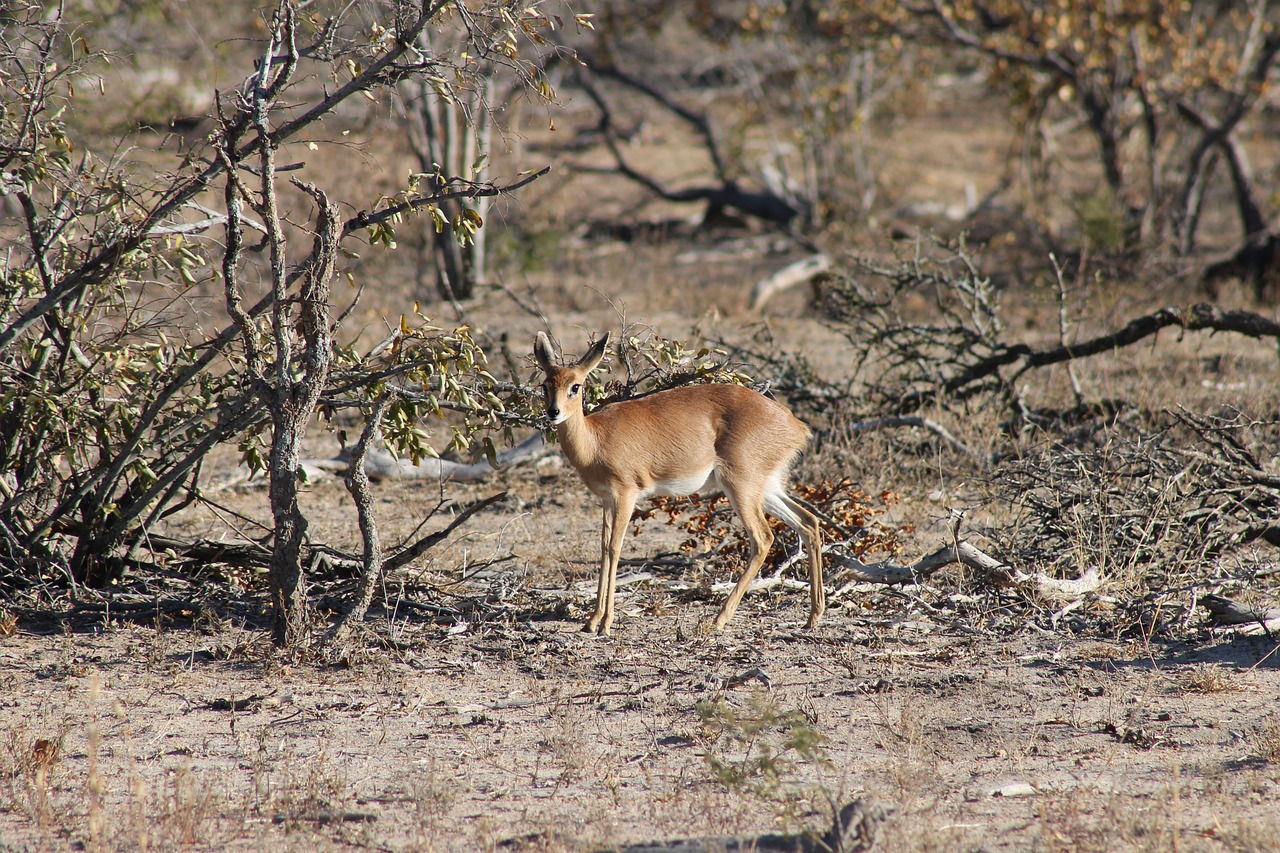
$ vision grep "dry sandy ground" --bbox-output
[3,463,1279,852]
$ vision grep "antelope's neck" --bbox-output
[555,408,597,469]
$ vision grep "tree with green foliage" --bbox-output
[0,0,571,646]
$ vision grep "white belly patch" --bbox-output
[648,466,719,498]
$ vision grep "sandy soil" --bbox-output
[3,460,1279,852]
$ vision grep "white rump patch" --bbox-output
[763,473,806,533]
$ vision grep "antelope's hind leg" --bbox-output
[710,486,775,632]
[777,493,825,627]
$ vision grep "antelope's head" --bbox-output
[533,331,609,426]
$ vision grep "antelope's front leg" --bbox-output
[590,492,637,636]
[585,505,613,634]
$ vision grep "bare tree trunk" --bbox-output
[220,5,341,647]
[266,180,339,647]
[1173,33,1280,258]
[331,394,393,643]
[405,35,493,301]
[267,402,311,646]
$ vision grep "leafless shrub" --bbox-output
[982,409,1280,635]
[992,410,1279,568]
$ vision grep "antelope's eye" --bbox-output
[570,383,582,396]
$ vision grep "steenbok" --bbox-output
[534,331,824,635]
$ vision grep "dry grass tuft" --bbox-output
[1256,715,1280,763]
[1177,663,1236,694]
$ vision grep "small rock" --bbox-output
[992,782,1037,798]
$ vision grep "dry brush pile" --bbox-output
[714,242,1280,645]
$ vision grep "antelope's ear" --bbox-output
[577,332,610,373]
[534,331,557,373]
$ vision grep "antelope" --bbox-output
[534,331,825,635]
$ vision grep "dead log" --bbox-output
[1200,594,1280,634]
[830,538,1101,600]
[303,433,550,482]
[751,254,832,310]
[597,799,891,853]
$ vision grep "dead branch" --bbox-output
[133,491,509,591]
[573,67,801,225]
[840,415,994,465]
[1020,302,1280,371]
[825,250,1280,418]
[382,491,508,574]
[937,302,1280,408]
[138,534,272,570]
[343,166,549,236]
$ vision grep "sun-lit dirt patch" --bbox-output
[3,609,1279,851]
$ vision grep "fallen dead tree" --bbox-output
[759,242,1280,427]
[829,539,1102,601]
[826,268,1280,417]
[925,301,1280,413]
[302,432,550,482]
